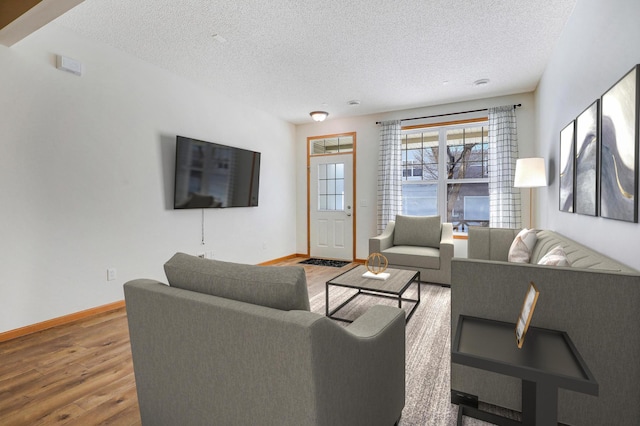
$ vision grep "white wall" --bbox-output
[0,24,297,333]
[536,0,640,270]
[295,93,535,260]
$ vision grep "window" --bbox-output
[401,121,489,232]
[311,135,354,154]
[317,163,345,211]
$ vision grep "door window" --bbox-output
[318,163,345,211]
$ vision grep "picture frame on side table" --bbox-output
[516,282,539,349]
[600,64,639,223]
[575,100,599,216]
[560,121,575,213]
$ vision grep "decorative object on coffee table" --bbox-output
[363,252,390,280]
[366,252,389,274]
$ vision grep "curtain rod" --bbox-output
[375,103,522,125]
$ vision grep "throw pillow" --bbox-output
[538,245,572,267]
[507,228,537,263]
[164,253,310,311]
[393,215,442,248]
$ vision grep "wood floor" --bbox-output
[0,260,354,426]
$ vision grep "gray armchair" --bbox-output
[369,215,454,285]
[124,253,406,426]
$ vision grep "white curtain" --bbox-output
[488,106,522,228]
[377,120,402,234]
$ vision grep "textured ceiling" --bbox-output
[52,0,576,124]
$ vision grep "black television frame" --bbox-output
[173,135,261,209]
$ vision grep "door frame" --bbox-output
[307,132,357,260]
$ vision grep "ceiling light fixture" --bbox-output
[310,111,329,122]
[347,100,361,106]
[473,78,490,87]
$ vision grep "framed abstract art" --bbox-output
[559,121,575,213]
[575,100,599,216]
[600,65,639,223]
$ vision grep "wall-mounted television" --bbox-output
[174,136,261,209]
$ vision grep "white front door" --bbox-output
[309,153,354,261]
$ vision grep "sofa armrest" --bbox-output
[440,222,454,258]
[369,220,396,253]
[346,304,406,338]
[312,304,406,425]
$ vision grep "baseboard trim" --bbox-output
[0,300,126,343]
[261,253,363,265]
[258,254,301,266]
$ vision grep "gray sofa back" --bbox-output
[164,252,310,311]
[532,230,637,272]
[468,227,637,273]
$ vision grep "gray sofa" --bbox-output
[451,227,640,425]
[369,215,454,285]
[124,253,406,426]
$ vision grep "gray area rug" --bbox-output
[309,282,517,425]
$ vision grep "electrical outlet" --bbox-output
[107,268,117,281]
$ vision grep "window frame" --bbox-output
[401,118,490,233]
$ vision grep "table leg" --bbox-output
[522,380,558,426]
[325,282,329,317]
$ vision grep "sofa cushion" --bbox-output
[382,245,440,269]
[468,227,520,261]
[164,253,310,311]
[393,215,441,248]
[508,228,537,263]
[532,230,635,272]
[537,245,571,266]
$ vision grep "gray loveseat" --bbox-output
[451,227,640,425]
[124,253,406,426]
[369,215,454,285]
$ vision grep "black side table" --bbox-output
[451,315,598,426]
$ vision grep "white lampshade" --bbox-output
[310,111,329,122]
[514,157,547,188]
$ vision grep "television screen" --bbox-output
[174,136,261,209]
